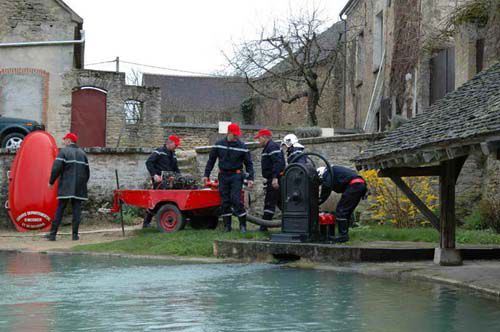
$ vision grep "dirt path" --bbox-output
[0,224,141,252]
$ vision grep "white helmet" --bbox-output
[317,166,327,178]
[282,134,299,148]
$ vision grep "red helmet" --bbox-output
[63,132,78,143]
[168,135,180,147]
[254,128,272,139]
[227,123,241,136]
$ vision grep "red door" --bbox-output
[71,88,107,147]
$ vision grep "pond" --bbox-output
[0,252,499,331]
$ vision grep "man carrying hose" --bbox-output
[142,135,181,228]
[203,123,254,233]
[255,128,285,232]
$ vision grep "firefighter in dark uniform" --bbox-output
[142,135,181,228]
[317,165,367,243]
[203,123,254,233]
[255,128,285,232]
[46,133,90,241]
[282,133,307,164]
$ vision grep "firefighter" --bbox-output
[317,165,367,243]
[203,123,254,233]
[282,133,307,164]
[255,128,285,232]
[142,135,181,228]
[46,133,90,241]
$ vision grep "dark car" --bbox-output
[0,116,45,149]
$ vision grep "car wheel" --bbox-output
[2,133,25,149]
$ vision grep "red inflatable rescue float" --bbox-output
[8,131,59,232]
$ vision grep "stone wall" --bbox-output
[195,134,381,216]
[455,153,488,217]
[343,0,481,131]
[0,0,81,135]
[164,123,291,150]
[0,0,80,42]
[484,154,500,198]
[59,70,164,149]
[0,147,196,229]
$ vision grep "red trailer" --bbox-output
[111,184,221,233]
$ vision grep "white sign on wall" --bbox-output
[218,121,231,134]
[321,128,335,137]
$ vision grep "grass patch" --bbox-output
[350,225,500,245]
[73,228,269,257]
[73,225,500,258]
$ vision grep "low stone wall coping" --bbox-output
[0,147,156,156]
[163,122,292,131]
[195,133,384,153]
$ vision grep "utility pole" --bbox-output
[116,56,120,73]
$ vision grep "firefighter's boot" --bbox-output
[223,216,232,232]
[239,216,247,233]
[332,218,349,243]
[260,212,273,232]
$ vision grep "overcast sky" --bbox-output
[64,0,348,77]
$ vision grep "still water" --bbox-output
[0,252,499,332]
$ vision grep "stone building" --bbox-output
[341,0,499,132]
[0,0,163,148]
[142,74,250,125]
[250,22,346,128]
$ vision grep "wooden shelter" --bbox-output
[354,63,500,265]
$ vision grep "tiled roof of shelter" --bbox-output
[354,62,500,169]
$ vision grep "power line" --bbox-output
[120,60,222,77]
[85,59,116,66]
[85,58,225,77]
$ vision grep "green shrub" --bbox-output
[463,207,487,230]
[114,205,143,226]
[240,97,256,125]
[295,127,322,138]
[480,194,500,233]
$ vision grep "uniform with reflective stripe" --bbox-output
[145,146,180,177]
[204,138,254,218]
[49,143,90,200]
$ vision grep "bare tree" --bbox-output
[226,9,343,126]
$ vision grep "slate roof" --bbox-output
[354,62,500,168]
[142,74,251,114]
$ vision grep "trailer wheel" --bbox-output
[189,216,219,230]
[156,204,185,233]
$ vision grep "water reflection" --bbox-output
[0,252,500,332]
[2,252,54,331]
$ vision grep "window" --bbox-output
[476,39,484,74]
[124,100,142,125]
[373,11,384,70]
[355,31,365,84]
[430,48,455,105]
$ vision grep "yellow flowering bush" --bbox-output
[360,170,438,228]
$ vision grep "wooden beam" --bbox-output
[439,159,457,249]
[388,175,440,230]
[378,166,441,178]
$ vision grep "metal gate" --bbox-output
[71,87,106,147]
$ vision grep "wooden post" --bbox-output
[115,169,125,237]
[435,159,462,265]
[440,159,456,249]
